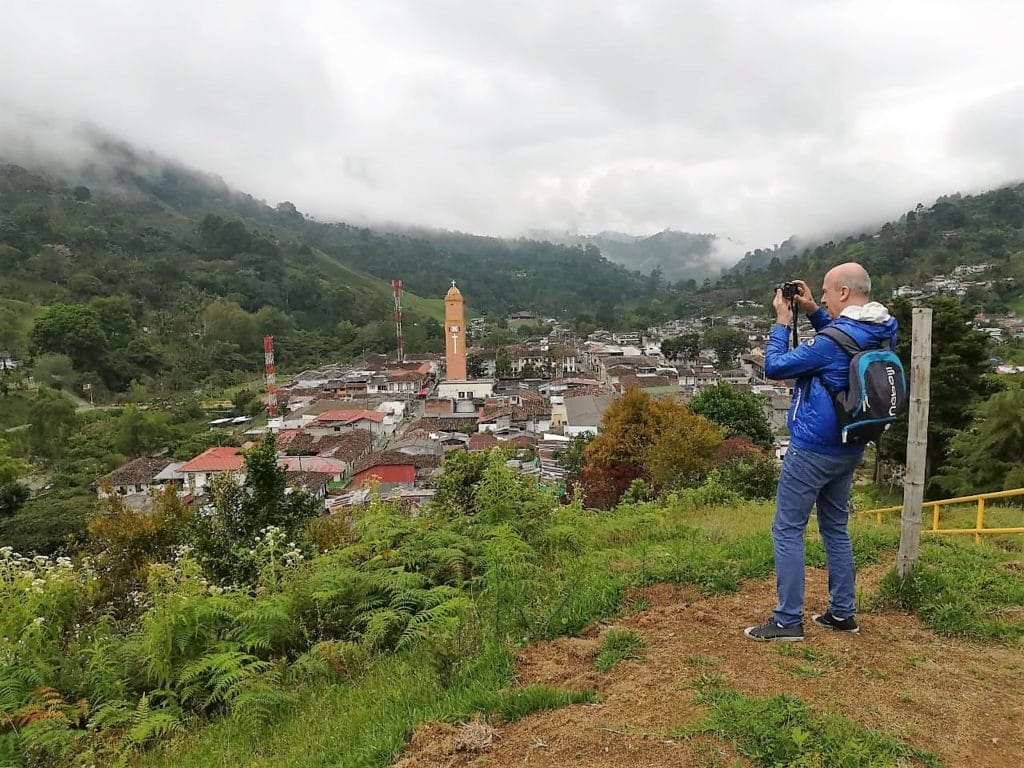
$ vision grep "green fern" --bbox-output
[230,661,290,727]
[126,708,182,746]
[288,641,369,684]
[176,648,269,711]
[229,594,297,653]
[396,593,471,650]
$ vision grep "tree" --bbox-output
[190,435,319,582]
[88,486,191,601]
[466,354,488,379]
[0,482,29,518]
[932,388,1024,496]
[434,450,491,515]
[690,383,773,448]
[661,333,700,361]
[232,388,264,417]
[0,488,94,554]
[28,387,78,459]
[880,297,994,491]
[581,389,722,507]
[113,406,173,457]
[555,433,593,489]
[495,347,512,378]
[30,303,108,373]
[702,326,747,366]
[31,353,77,390]
[0,438,29,485]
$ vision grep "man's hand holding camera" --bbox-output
[773,279,818,326]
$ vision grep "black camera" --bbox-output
[776,281,801,300]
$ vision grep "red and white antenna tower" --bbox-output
[392,278,404,363]
[263,335,278,417]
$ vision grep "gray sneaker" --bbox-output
[744,618,804,642]
[812,611,860,634]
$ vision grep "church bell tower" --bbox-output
[444,281,467,381]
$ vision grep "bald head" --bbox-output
[821,262,872,318]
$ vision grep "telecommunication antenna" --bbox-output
[263,335,278,417]
[392,278,404,363]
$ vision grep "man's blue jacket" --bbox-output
[765,303,899,456]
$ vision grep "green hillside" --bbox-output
[43,136,661,318]
[706,185,1024,310]
[0,162,446,395]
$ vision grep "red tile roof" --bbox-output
[316,410,385,424]
[352,451,441,474]
[468,434,499,451]
[180,447,244,473]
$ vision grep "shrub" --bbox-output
[715,453,780,500]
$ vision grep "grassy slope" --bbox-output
[136,494,1023,768]
[307,248,446,323]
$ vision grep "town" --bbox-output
[60,258,1019,517]
[95,280,806,515]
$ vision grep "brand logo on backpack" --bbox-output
[886,366,898,416]
[817,327,908,445]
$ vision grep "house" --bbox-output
[406,415,479,434]
[564,393,617,437]
[387,433,443,457]
[468,433,499,452]
[309,409,392,438]
[765,393,791,431]
[276,428,374,468]
[508,311,539,328]
[95,457,178,498]
[718,369,750,386]
[179,447,245,493]
[279,456,347,479]
[476,391,553,435]
[285,471,338,500]
[617,374,672,392]
[348,451,442,490]
[740,354,766,381]
[437,432,471,451]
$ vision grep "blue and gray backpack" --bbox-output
[817,327,908,445]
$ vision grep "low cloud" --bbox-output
[2,0,1024,250]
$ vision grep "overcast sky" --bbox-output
[3,0,1024,255]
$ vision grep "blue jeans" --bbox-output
[772,445,862,627]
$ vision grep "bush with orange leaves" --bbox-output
[577,388,723,508]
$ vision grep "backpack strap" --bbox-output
[816,326,862,357]
[813,326,862,399]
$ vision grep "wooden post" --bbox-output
[898,308,932,578]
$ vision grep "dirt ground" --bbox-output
[395,566,1024,768]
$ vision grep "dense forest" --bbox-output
[0,162,452,396]
[23,137,664,316]
[704,185,1024,312]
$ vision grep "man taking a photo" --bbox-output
[745,262,898,642]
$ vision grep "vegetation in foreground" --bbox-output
[0,434,1021,767]
[683,676,942,768]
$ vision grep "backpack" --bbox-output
[816,326,907,445]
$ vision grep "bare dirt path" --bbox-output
[396,566,1024,768]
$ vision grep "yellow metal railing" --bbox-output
[862,488,1024,544]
